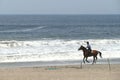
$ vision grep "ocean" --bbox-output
[0,15,120,63]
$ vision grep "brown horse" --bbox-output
[78,45,102,64]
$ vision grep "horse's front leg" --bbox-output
[86,57,89,63]
[83,57,85,63]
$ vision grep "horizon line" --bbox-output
[0,13,120,15]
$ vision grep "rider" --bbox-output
[86,41,92,54]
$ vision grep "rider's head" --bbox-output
[87,41,89,44]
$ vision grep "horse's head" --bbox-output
[78,45,84,51]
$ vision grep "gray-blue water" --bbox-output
[0,15,120,63]
[0,15,120,40]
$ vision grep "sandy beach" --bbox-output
[0,64,119,80]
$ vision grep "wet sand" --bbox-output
[0,64,120,80]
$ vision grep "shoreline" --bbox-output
[0,58,119,68]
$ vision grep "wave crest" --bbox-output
[0,39,120,62]
[0,26,45,33]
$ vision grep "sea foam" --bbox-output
[0,39,120,62]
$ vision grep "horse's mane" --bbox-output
[81,45,87,50]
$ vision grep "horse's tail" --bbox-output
[98,51,102,58]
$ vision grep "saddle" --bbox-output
[87,50,93,55]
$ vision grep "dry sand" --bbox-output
[0,64,120,80]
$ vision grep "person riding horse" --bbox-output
[86,42,92,54]
[78,45,102,64]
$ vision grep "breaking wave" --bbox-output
[0,26,45,33]
[0,39,120,62]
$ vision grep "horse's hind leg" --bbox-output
[92,56,95,64]
[94,57,97,64]
[95,56,97,63]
